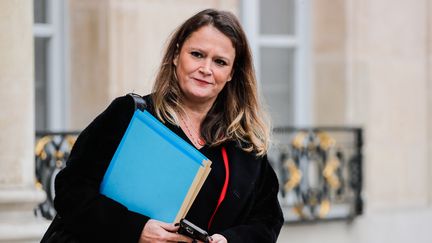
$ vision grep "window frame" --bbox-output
[241,0,312,126]
[33,0,69,131]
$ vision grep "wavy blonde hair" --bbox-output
[152,9,270,156]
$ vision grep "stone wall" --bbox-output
[277,0,432,242]
[312,0,347,125]
[346,0,429,209]
[0,0,48,242]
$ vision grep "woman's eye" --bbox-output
[191,51,203,58]
[215,59,227,66]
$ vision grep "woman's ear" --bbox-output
[173,55,178,66]
[173,43,180,66]
[227,70,234,82]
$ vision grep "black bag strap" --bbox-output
[127,93,147,111]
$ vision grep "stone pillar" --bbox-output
[347,0,429,208]
[312,0,347,125]
[0,0,47,242]
[428,0,432,205]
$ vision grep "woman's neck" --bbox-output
[178,99,213,148]
[181,98,214,124]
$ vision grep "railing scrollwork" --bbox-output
[35,127,363,223]
[34,131,79,219]
[270,127,363,222]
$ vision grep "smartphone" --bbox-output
[177,218,210,243]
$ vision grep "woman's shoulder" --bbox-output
[86,93,152,129]
[103,93,153,114]
[108,93,150,107]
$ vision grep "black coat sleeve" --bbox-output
[54,95,149,243]
[220,157,284,243]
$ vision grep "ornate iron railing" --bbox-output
[34,131,79,219]
[269,127,363,223]
[35,127,363,223]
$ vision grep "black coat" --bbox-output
[54,94,283,243]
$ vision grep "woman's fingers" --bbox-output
[158,221,179,232]
[139,219,193,243]
[209,234,227,243]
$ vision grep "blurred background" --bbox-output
[0,0,431,242]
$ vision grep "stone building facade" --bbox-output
[0,0,431,242]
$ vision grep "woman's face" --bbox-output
[174,25,235,107]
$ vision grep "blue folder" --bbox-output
[100,109,211,223]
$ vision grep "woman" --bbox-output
[52,9,283,243]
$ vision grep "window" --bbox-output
[241,0,312,127]
[33,0,68,131]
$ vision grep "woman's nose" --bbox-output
[199,66,212,75]
[199,60,212,75]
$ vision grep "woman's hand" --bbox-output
[209,234,227,243]
[139,219,193,243]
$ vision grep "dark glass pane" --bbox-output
[260,0,295,35]
[34,0,47,23]
[260,47,295,127]
[34,37,49,130]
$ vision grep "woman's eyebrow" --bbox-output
[189,47,232,58]
[187,46,233,64]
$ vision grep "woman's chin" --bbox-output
[184,92,217,105]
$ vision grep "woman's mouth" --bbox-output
[193,78,212,85]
